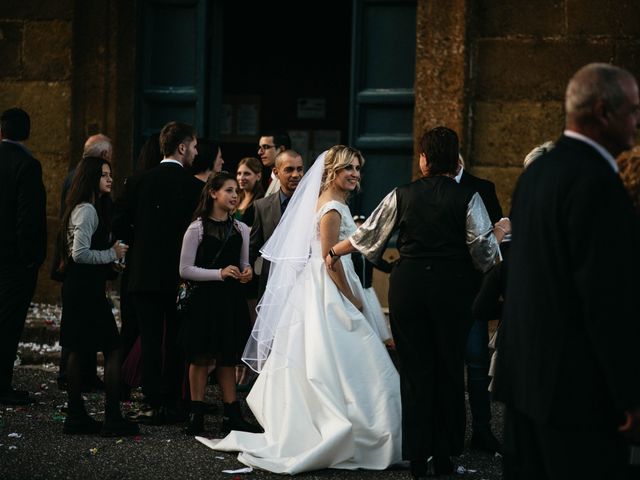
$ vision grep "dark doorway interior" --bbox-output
[220,3,353,172]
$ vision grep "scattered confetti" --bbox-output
[8,433,22,438]
[116,439,123,444]
[221,467,252,474]
[89,448,98,455]
[215,456,225,459]
[134,435,142,442]
[8,445,17,450]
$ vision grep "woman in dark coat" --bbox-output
[326,127,510,477]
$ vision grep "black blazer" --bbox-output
[459,170,503,224]
[249,193,283,298]
[494,135,640,428]
[112,162,203,294]
[0,142,47,269]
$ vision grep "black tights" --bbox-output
[67,349,122,419]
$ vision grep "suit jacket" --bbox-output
[459,170,503,224]
[250,192,283,297]
[112,162,202,294]
[494,135,640,428]
[0,141,47,269]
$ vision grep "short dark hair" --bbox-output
[262,130,291,150]
[159,121,196,157]
[192,138,221,174]
[1,108,30,141]
[419,127,459,176]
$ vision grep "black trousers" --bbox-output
[0,265,38,391]
[503,406,631,480]
[131,291,183,407]
[389,258,475,460]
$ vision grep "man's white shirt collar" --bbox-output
[161,158,183,167]
[455,166,464,184]
[563,130,619,173]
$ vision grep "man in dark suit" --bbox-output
[495,63,640,479]
[455,158,504,454]
[113,121,202,423]
[0,108,46,405]
[251,150,304,299]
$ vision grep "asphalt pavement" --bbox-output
[0,365,503,480]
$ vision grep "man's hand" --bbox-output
[619,407,640,442]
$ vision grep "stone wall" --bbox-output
[0,0,136,302]
[415,0,640,213]
[0,0,74,302]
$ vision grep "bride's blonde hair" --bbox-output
[320,145,365,193]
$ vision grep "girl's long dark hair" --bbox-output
[191,171,237,222]
[59,156,113,260]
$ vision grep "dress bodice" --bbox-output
[315,200,356,243]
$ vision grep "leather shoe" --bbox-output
[63,413,102,435]
[128,404,187,426]
[470,428,502,455]
[432,456,454,475]
[101,416,140,437]
[0,388,35,405]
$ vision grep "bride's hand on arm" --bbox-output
[325,238,357,271]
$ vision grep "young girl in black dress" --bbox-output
[179,172,261,435]
[59,156,138,436]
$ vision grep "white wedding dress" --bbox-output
[197,200,402,474]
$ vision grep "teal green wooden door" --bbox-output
[136,0,220,151]
[350,0,416,215]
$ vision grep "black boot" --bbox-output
[63,398,101,435]
[185,401,205,435]
[432,456,454,476]
[222,401,262,434]
[410,459,428,479]
[101,400,140,437]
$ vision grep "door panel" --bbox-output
[350,0,416,215]
[136,0,209,148]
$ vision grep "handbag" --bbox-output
[176,218,234,313]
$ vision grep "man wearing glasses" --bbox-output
[257,130,291,197]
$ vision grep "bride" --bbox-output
[197,145,402,474]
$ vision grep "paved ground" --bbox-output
[0,365,503,480]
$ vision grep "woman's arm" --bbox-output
[237,221,253,283]
[70,203,118,265]
[325,189,399,271]
[320,209,362,310]
[466,192,503,273]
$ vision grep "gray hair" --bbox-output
[83,133,113,159]
[565,63,634,125]
[523,141,554,169]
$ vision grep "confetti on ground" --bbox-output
[134,435,142,442]
[456,465,478,474]
[8,433,22,438]
[215,456,225,459]
[8,445,17,450]
[51,414,65,422]
[221,467,252,474]
[116,439,123,444]
[89,448,98,455]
